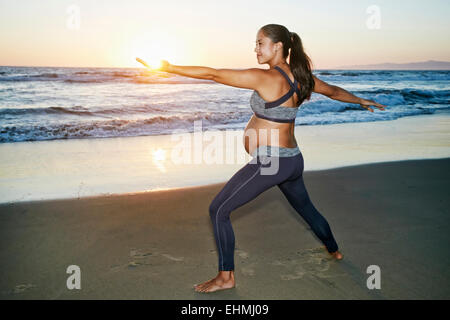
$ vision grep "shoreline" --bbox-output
[0,112,449,204]
[4,155,450,207]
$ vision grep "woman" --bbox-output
[138,24,386,293]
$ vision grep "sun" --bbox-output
[128,32,180,69]
[108,28,187,68]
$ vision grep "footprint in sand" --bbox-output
[108,248,154,272]
[109,264,123,272]
[271,246,343,280]
[13,283,36,294]
[130,248,153,259]
[128,261,147,268]
[127,248,183,268]
[127,248,155,268]
[235,249,249,259]
[236,248,253,275]
[241,263,257,277]
[161,253,184,262]
[280,271,305,280]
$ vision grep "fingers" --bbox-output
[360,104,373,112]
[370,100,386,110]
[135,57,150,68]
[361,100,387,112]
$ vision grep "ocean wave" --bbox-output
[0,110,250,143]
[0,105,94,116]
[0,85,447,120]
[0,68,215,84]
[0,104,210,117]
[314,70,450,81]
[30,73,59,78]
[1,106,446,143]
[353,88,450,104]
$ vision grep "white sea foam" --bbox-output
[0,66,449,143]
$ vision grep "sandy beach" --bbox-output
[0,156,449,299]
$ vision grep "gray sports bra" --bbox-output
[250,66,300,123]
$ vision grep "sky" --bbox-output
[0,0,449,69]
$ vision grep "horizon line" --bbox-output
[1,63,450,71]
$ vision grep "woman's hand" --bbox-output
[359,98,387,112]
[136,57,171,72]
[159,60,170,72]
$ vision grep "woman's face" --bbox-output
[254,30,277,64]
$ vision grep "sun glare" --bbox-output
[151,148,167,172]
[127,33,180,69]
[152,148,166,162]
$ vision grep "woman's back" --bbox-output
[250,65,302,124]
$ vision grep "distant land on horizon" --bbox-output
[330,60,450,70]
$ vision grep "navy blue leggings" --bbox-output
[209,145,339,271]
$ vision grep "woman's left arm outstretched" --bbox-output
[312,75,387,112]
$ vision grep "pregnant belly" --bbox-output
[243,115,297,155]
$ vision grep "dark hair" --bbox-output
[260,24,315,106]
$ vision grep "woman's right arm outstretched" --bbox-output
[312,75,386,112]
[137,58,267,91]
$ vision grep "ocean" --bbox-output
[1,66,449,144]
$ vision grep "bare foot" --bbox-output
[330,250,343,260]
[323,246,343,260]
[194,271,235,293]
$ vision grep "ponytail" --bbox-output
[289,32,315,106]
